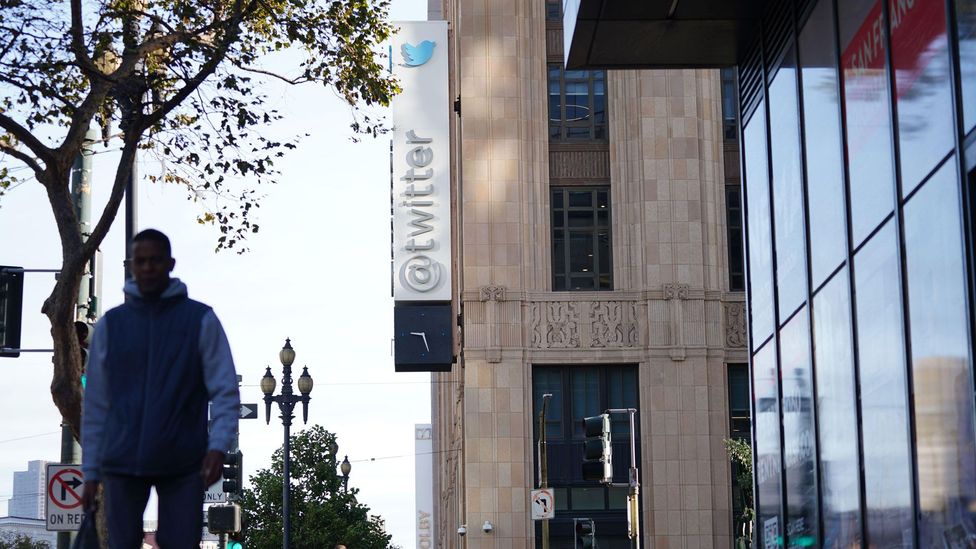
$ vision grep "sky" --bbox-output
[0,0,430,547]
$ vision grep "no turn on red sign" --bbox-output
[530,488,555,521]
[46,464,85,531]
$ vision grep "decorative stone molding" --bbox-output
[663,283,690,300]
[589,301,639,348]
[725,302,747,348]
[528,301,581,349]
[479,285,506,302]
[664,283,690,361]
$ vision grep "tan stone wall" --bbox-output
[434,1,749,547]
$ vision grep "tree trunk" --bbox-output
[44,257,85,439]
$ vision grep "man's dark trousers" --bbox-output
[103,470,204,548]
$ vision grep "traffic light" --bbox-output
[228,529,244,549]
[575,518,596,549]
[582,414,612,483]
[222,450,244,501]
[0,266,24,358]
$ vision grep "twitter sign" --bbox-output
[391,21,451,302]
[401,40,436,67]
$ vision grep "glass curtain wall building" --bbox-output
[739,0,976,547]
[562,0,976,547]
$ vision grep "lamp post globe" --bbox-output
[340,455,351,493]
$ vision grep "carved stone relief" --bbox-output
[589,301,639,348]
[480,285,506,302]
[725,302,747,348]
[529,301,580,349]
[663,283,690,300]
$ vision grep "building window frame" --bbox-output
[548,64,608,142]
[551,186,613,291]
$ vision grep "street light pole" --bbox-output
[261,339,313,549]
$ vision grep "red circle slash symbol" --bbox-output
[48,468,84,510]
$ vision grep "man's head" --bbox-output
[131,229,175,296]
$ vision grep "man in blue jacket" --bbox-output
[81,229,240,547]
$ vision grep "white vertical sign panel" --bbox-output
[415,424,435,548]
[391,21,452,301]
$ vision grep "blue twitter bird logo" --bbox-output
[401,41,436,67]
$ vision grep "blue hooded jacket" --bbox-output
[81,278,240,480]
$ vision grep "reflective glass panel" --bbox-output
[812,270,862,548]
[571,368,600,438]
[839,0,896,245]
[571,487,605,510]
[799,0,848,288]
[534,368,565,440]
[780,310,818,548]
[744,105,775,343]
[854,221,914,547]
[892,0,954,194]
[957,0,976,133]
[753,342,783,549]
[770,49,808,321]
[903,159,976,545]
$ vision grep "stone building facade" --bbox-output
[427,0,748,547]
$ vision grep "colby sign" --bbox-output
[391,21,451,302]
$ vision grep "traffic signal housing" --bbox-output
[208,504,241,534]
[582,414,612,483]
[0,266,24,358]
[222,450,244,501]
[575,518,596,549]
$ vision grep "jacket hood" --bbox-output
[123,278,188,302]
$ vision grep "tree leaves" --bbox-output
[0,0,399,251]
[240,425,399,549]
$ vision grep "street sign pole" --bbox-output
[537,394,552,549]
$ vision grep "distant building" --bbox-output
[9,460,48,520]
[0,516,56,547]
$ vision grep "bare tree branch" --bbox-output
[233,63,310,85]
[69,0,101,78]
[80,138,137,262]
[0,113,55,166]
[0,142,43,174]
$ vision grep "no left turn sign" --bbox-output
[46,464,85,531]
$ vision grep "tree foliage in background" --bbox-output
[725,437,754,547]
[0,533,50,549]
[0,0,398,437]
[241,425,397,549]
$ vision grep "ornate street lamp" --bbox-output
[261,338,313,549]
[340,455,352,493]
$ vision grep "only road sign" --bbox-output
[205,479,227,504]
[530,488,555,520]
[46,464,85,531]
[239,403,258,420]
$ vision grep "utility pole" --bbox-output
[57,127,99,549]
[537,394,552,549]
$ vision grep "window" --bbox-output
[903,160,976,546]
[546,0,561,21]
[552,187,612,291]
[728,364,752,538]
[721,68,738,141]
[532,365,639,548]
[548,65,607,142]
[726,185,745,291]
